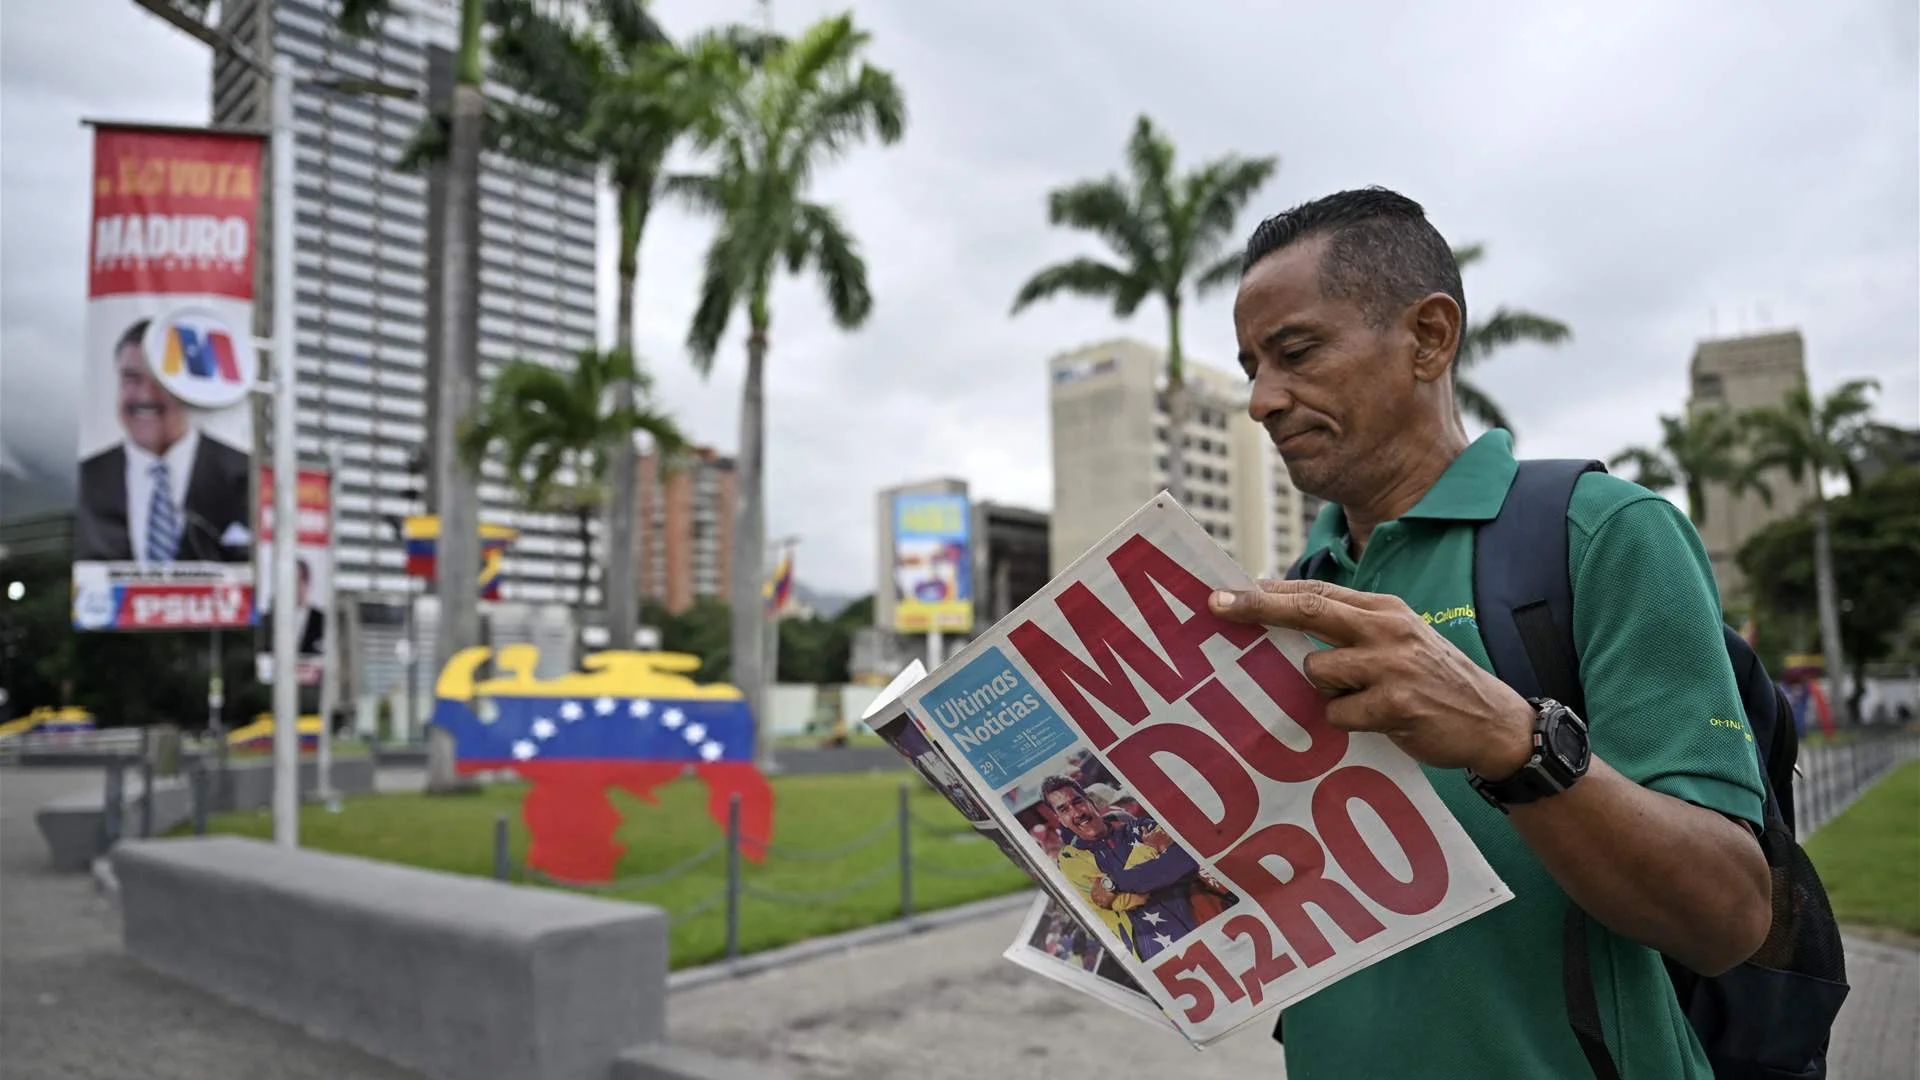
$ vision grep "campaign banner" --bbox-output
[70,124,266,632]
[255,465,332,686]
[891,491,973,634]
[896,494,1512,1047]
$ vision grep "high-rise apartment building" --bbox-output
[1047,338,1308,579]
[210,0,599,614]
[1688,329,1819,601]
[636,447,737,615]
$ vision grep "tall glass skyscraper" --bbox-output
[211,0,599,706]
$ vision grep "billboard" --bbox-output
[892,491,973,635]
[70,125,265,632]
[255,465,332,687]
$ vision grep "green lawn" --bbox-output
[188,770,1030,968]
[771,728,888,750]
[1805,760,1920,936]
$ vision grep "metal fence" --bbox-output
[1793,730,1920,841]
[489,782,1020,962]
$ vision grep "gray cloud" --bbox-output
[5,0,1916,598]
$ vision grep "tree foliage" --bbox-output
[1449,244,1572,436]
[1010,115,1276,506]
[1739,466,1920,682]
[1608,407,1767,525]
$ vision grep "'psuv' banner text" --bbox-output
[902,495,1512,1046]
[71,124,265,632]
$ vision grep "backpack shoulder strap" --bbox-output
[1472,457,1614,1080]
[1285,548,1335,582]
[1472,458,1604,718]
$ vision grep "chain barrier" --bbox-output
[512,836,727,893]
[742,817,900,863]
[667,889,730,927]
[741,863,898,905]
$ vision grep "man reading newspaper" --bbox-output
[1219,188,1771,1079]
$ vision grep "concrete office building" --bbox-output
[1687,329,1819,601]
[636,446,737,616]
[210,0,599,715]
[1047,338,1309,580]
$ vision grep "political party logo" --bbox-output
[72,581,120,630]
[143,305,254,409]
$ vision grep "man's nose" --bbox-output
[1247,367,1293,425]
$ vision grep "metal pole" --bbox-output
[726,793,742,961]
[191,762,208,836]
[316,444,340,805]
[925,627,944,670]
[103,759,125,850]
[492,814,510,881]
[898,781,912,921]
[139,758,155,839]
[270,52,302,849]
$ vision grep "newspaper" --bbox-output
[862,493,1512,1046]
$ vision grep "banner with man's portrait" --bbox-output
[71,124,265,632]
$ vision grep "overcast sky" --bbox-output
[3,0,1915,596]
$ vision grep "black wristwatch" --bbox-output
[1467,697,1591,813]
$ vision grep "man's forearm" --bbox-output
[1505,755,1770,975]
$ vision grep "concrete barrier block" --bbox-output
[611,1044,793,1080]
[34,776,193,871]
[114,836,668,1080]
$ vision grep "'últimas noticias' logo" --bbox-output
[142,306,255,409]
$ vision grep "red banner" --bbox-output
[88,128,262,301]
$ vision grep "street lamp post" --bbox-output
[268,53,302,848]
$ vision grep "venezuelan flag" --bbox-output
[402,514,519,599]
[765,547,794,615]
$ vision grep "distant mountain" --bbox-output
[792,582,857,620]
[0,443,73,520]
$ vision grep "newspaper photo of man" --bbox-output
[1041,774,1238,962]
[74,317,252,564]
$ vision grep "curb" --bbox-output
[666,889,1035,994]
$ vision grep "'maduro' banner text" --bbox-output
[71,125,266,632]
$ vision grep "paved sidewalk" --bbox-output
[0,767,423,1080]
[672,896,1920,1080]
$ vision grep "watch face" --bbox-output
[1548,713,1589,769]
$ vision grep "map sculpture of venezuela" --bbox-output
[433,645,776,882]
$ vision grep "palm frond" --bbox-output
[1451,243,1485,270]
[1454,378,1513,434]
[796,202,871,329]
[1010,258,1147,317]
[1194,250,1244,295]
[593,0,669,51]
[1186,153,1280,255]
[1608,447,1677,493]
[1457,307,1572,368]
[1045,178,1162,282]
[687,224,748,373]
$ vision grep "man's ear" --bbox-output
[1408,292,1462,384]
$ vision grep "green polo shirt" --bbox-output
[1279,430,1764,1080]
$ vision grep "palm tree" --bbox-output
[1608,408,1767,527]
[460,348,684,660]
[669,13,906,767]
[1741,378,1881,720]
[471,0,767,652]
[1010,116,1277,509]
[1449,244,1572,436]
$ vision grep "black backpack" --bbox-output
[1285,459,1851,1079]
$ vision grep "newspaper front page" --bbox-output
[875,493,1513,1047]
